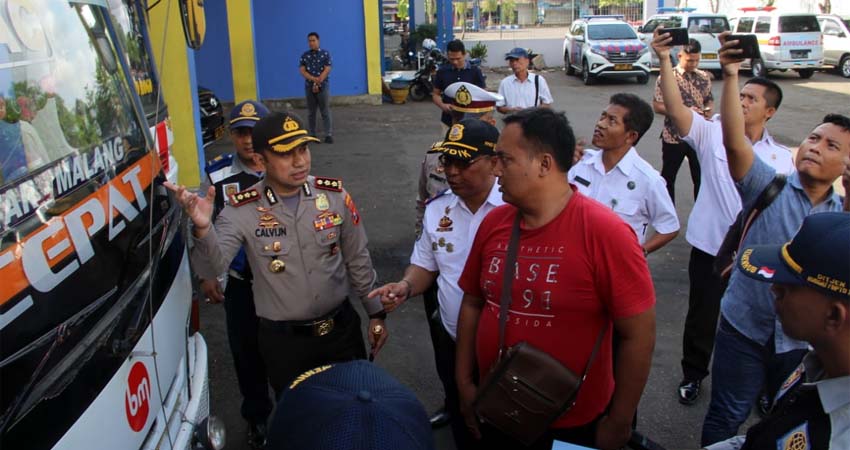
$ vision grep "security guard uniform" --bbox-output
[204,100,273,443]
[191,112,382,394]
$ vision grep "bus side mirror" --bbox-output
[179,0,206,49]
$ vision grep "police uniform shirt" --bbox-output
[191,176,382,321]
[681,110,794,256]
[705,352,850,450]
[568,148,680,245]
[415,151,448,237]
[410,181,504,339]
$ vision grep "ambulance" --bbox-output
[0,1,222,449]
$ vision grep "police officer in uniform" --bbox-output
[200,100,272,448]
[166,111,388,395]
[705,212,850,450]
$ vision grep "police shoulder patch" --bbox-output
[229,188,261,207]
[314,176,343,192]
[425,189,450,205]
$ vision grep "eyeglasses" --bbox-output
[438,154,487,170]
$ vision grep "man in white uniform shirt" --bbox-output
[370,118,503,450]
[496,47,553,114]
[569,93,680,254]
[652,28,794,406]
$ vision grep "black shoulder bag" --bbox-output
[714,174,787,282]
[472,213,606,446]
[534,73,540,107]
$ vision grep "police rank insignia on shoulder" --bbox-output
[314,176,342,192]
[230,188,260,207]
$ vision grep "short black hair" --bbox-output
[822,114,850,133]
[744,77,783,110]
[308,32,320,39]
[608,93,654,145]
[446,39,465,53]
[681,38,701,54]
[503,108,576,172]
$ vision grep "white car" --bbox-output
[730,7,823,79]
[637,8,730,79]
[563,15,652,85]
[817,14,850,78]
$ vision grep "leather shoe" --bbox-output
[678,379,701,405]
[247,422,268,449]
[324,135,334,144]
[429,408,451,428]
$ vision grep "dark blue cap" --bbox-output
[229,100,269,129]
[737,212,850,299]
[505,47,529,60]
[268,360,434,450]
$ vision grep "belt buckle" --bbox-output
[315,318,334,336]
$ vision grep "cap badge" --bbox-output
[239,103,257,117]
[283,117,299,132]
[455,85,472,106]
[447,124,464,142]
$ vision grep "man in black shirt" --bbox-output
[432,39,486,128]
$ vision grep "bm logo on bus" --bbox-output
[125,361,152,432]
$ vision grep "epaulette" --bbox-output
[204,154,233,174]
[229,188,261,207]
[425,189,449,205]
[314,176,343,192]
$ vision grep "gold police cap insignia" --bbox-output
[283,117,300,132]
[447,124,464,142]
[455,85,472,106]
[240,102,257,117]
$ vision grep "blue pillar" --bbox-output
[472,1,479,31]
[436,0,453,49]
[409,0,416,32]
[379,0,385,74]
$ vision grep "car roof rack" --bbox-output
[580,15,625,21]
[656,7,697,13]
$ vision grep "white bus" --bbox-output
[0,1,221,449]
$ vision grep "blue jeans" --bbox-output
[700,316,806,446]
[305,85,332,137]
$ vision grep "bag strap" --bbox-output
[497,213,522,359]
[735,174,787,254]
[534,73,540,107]
[496,212,606,380]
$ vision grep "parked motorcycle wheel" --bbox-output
[409,82,430,101]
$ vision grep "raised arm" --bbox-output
[718,32,755,182]
[651,29,694,137]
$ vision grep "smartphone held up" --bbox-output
[726,34,761,60]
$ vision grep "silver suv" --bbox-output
[563,15,652,85]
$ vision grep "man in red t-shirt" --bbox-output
[456,108,656,450]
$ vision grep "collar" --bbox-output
[802,352,850,414]
[231,155,262,177]
[510,72,532,83]
[787,171,840,206]
[447,61,471,71]
[588,147,638,176]
[262,179,313,206]
[448,179,502,213]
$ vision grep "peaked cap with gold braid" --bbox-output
[443,82,503,113]
[251,111,321,154]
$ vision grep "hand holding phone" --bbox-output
[726,34,760,59]
[664,27,690,46]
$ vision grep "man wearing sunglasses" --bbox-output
[371,118,503,449]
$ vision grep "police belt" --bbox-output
[259,299,353,337]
